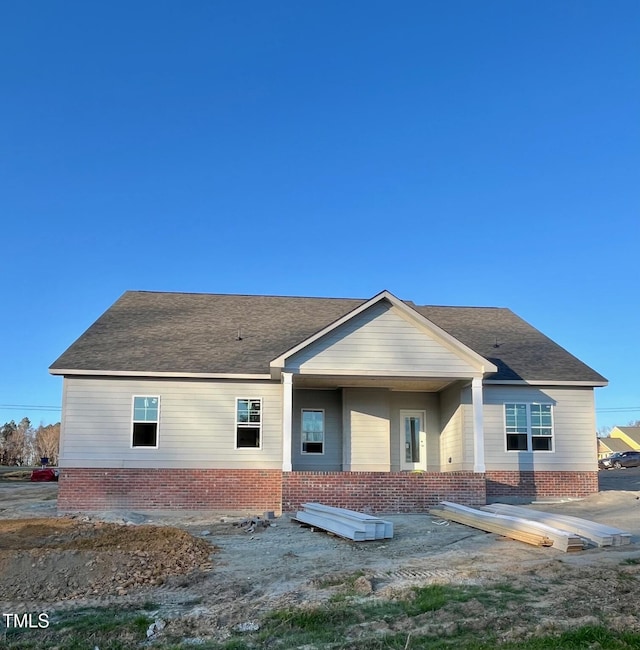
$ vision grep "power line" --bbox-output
[596,406,640,413]
[0,404,61,411]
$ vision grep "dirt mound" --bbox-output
[0,518,215,602]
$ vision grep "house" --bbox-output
[597,437,634,460]
[609,426,640,451]
[49,290,607,513]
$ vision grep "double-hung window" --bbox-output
[236,398,262,448]
[132,396,160,448]
[301,409,324,454]
[505,403,553,452]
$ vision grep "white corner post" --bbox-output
[282,372,293,472]
[471,376,486,473]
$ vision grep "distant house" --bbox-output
[49,290,607,513]
[609,426,640,451]
[597,437,634,460]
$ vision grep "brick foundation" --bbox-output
[282,471,486,513]
[57,468,598,513]
[57,468,283,512]
[486,470,598,501]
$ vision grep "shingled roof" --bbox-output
[613,427,640,446]
[49,291,607,384]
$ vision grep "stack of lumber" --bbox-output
[483,503,631,547]
[429,501,585,552]
[294,503,394,541]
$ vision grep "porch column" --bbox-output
[282,372,293,472]
[471,377,486,473]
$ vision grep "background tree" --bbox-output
[596,425,612,438]
[34,423,60,466]
[0,418,33,465]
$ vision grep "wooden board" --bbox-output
[294,510,367,541]
[483,503,631,547]
[433,502,585,552]
[301,503,393,539]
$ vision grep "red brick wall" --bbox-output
[282,471,487,513]
[486,470,598,500]
[57,468,598,513]
[57,468,283,512]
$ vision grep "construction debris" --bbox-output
[293,503,394,541]
[233,517,272,534]
[482,503,632,547]
[429,501,585,552]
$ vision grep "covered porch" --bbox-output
[280,372,488,476]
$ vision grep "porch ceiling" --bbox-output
[293,374,455,391]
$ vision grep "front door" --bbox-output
[400,410,427,471]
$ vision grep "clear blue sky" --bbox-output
[1,1,638,432]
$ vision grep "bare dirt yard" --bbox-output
[1,469,640,648]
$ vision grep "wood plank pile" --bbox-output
[293,503,394,541]
[429,501,585,552]
[483,503,631,547]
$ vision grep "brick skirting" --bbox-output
[57,468,598,513]
[282,471,487,513]
[57,468,282,512]
[486,470,598,500]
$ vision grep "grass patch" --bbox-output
[404,584,478,615]
[396,583,525,617]
[621,557,640,566]
[219,624,640,650]
[495,625,640,649]
[260,603,361,646]
[2,606,153,649]
[250,584,512,648]
[4,592,639,650]
[0,469,32,481]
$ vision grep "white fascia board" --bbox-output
[295,368,483,379]
[483,379,609,387]
[270,289,497,375]
[49,369,272,380]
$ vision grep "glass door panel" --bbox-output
[400,410,426,470]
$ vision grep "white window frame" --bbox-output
[301,408,325,455]
[131,395,160,449]
[235,397,263,450]
[504,403,554,453]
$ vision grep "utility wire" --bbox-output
[0,404,61,411]
[596,407,640,412]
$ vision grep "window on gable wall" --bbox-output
[301,409,324,454]
[132,396,159,447]
[236,398,262,448]
[505,403,553,452]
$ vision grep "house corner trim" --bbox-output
[282,372,293,471]
[472,377,486,473]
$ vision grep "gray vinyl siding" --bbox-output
[60,376,283,469]
[343,388,391,471]
[339,389,441,472]
[482,386,597,471]
[286,302,479,376]
[58,376,70,467]
[460,386,475,469]
[439,383,465,472]
[292,389,342,471]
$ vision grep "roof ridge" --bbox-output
[125,290,367,301]
[412,303,507,310]
[125,291,506,310]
